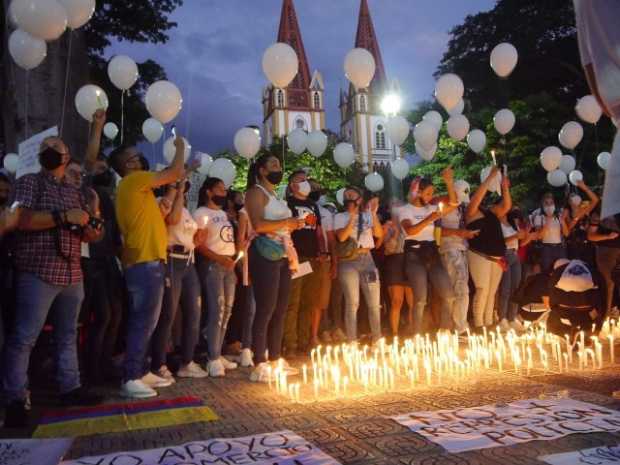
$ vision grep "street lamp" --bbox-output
[381,93,402,116]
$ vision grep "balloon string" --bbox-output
[24,71,29,139]
[121,90,125,145]
[59,31,73,138]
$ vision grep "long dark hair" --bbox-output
[198,177,224,208]
[247,153,280,189]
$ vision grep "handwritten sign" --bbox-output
[62,430,340,465]
[17,126,58,179]
[541,444,620,465]
[391,398,620,453]
[0,438,72,465]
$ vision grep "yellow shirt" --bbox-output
[115,171,167,267]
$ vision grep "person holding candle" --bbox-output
[400,168,457,334]
[245,153,305,382]
[466,166,511,332]
[194,177,239,377]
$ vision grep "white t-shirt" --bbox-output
[168,207,198,251]
[534,215,562,244]
[501,222,519,250]
[440,207,466,252]
[400,204,438,242]
[318,205,333,246]
[194,207,235,256]
[334,211,375,249]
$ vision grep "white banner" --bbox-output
[17,126,58,179]
[391,398,620,453]
[541,445,620,465]
[62,431,340,465]
[0,438,72,465]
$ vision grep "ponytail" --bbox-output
[247,152,279,189]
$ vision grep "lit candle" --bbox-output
[302,364,308,384]
[491,150,497,166]
[609,335,615,364]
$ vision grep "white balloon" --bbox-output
[163,136,191,163]
[447,114,470,141]
[390,158,409,180]
[364,172,384,192]
[196,152,213,175]
[344,48,376,89]
[435,74,464,112]
[262,42,299,89]
[145,80,183,124]
[559,154,576,174]
[336,188,346,206]
[142,118,164,144]
[493,108,516,135]
[575,95,602,125]
[208,158,236,188]
[598,151,611,170]
[74,84,108,122]
[467,129,486,154]
[413,120,438,152]
[307,130,328,158]
[490,43,518,78]
[540,146,562,172]
[287,128,307,155]
[107,55,139,91]
[423,111,443,131]
[386,116,410,146]
[234,127,261,160]
[569,170,583,186]
[558,121,584,150]
[103,122,118,140]
[11,0,68,41]
[8,29,46,70]
[333,143,355,168]
[480,166,502,194]
[447,99,465,116]
[547,169,567,187]
[416,142,437,161]
[57,0,95,29]
[3,153,19,173]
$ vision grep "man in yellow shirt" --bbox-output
[109,135,186,399]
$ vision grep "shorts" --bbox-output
[383,253,408,286]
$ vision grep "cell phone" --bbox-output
[171,125,177,138]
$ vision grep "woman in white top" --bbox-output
[151,182,208,382]
[194,178,239,378]
[533,193,568,273]
[245,153,304,382]
[334,187,383,343]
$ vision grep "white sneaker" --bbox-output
[207,359,226,377]
[142,372,173,388]
[273,358,299,375]
[510,319,525,333]
[250,362,273,383]
[499,319,510,332]
[240,348,254,367]
[177,361,208,379]
[219,357,238,370]
[155,365,176,383]
[120,379,157,399]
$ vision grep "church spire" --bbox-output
[277,0,311,91]
[354,0,387,91]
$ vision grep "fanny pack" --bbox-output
[335,237,360,261]
[405,240,440,263]
[254,235,285,261]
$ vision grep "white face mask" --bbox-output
[318,195,328,206]
[544,205,556,216]
[569,195,582,207]
[297,181,311,197]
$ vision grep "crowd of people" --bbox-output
[0,108,617,428]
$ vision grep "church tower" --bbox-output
[263,0,325,146]
[340,0,400,169]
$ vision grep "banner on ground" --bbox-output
[62,430,341,465]
[17,126,58,178]
[391,398,620,453]
[0,438,72,465]
[541,444,620,465]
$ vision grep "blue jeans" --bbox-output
[240,285,256,349]
[198,259,237,362]
[499,250,522,322]
[2,272,83,402]
[151,257,201,368]
[338,252,382,342]
[540,244,566,273]
[124,261,165,381]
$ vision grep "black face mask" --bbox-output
[234,203,244,212]
[308,191,321,202]
[266,171,283,185]
[212,195,227,207]
[39,147,64,171]
[92,170,114,187]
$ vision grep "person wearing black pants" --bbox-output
[588,210,620,317]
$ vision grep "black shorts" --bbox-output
[383,253,408,286]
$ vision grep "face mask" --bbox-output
[92,170,113,187]
[544,205,555,216]
[318,195,328,205]
[570,195,582,207]
[266,171,283,185]
[297,181,311,197]
[39,147,64,171]
[234,203,244,212]
[308,191,321,202]
[212,195,227,207]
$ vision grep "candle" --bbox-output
[303,364,308,384]
[491,150,497,165]
[609,335,615,364]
